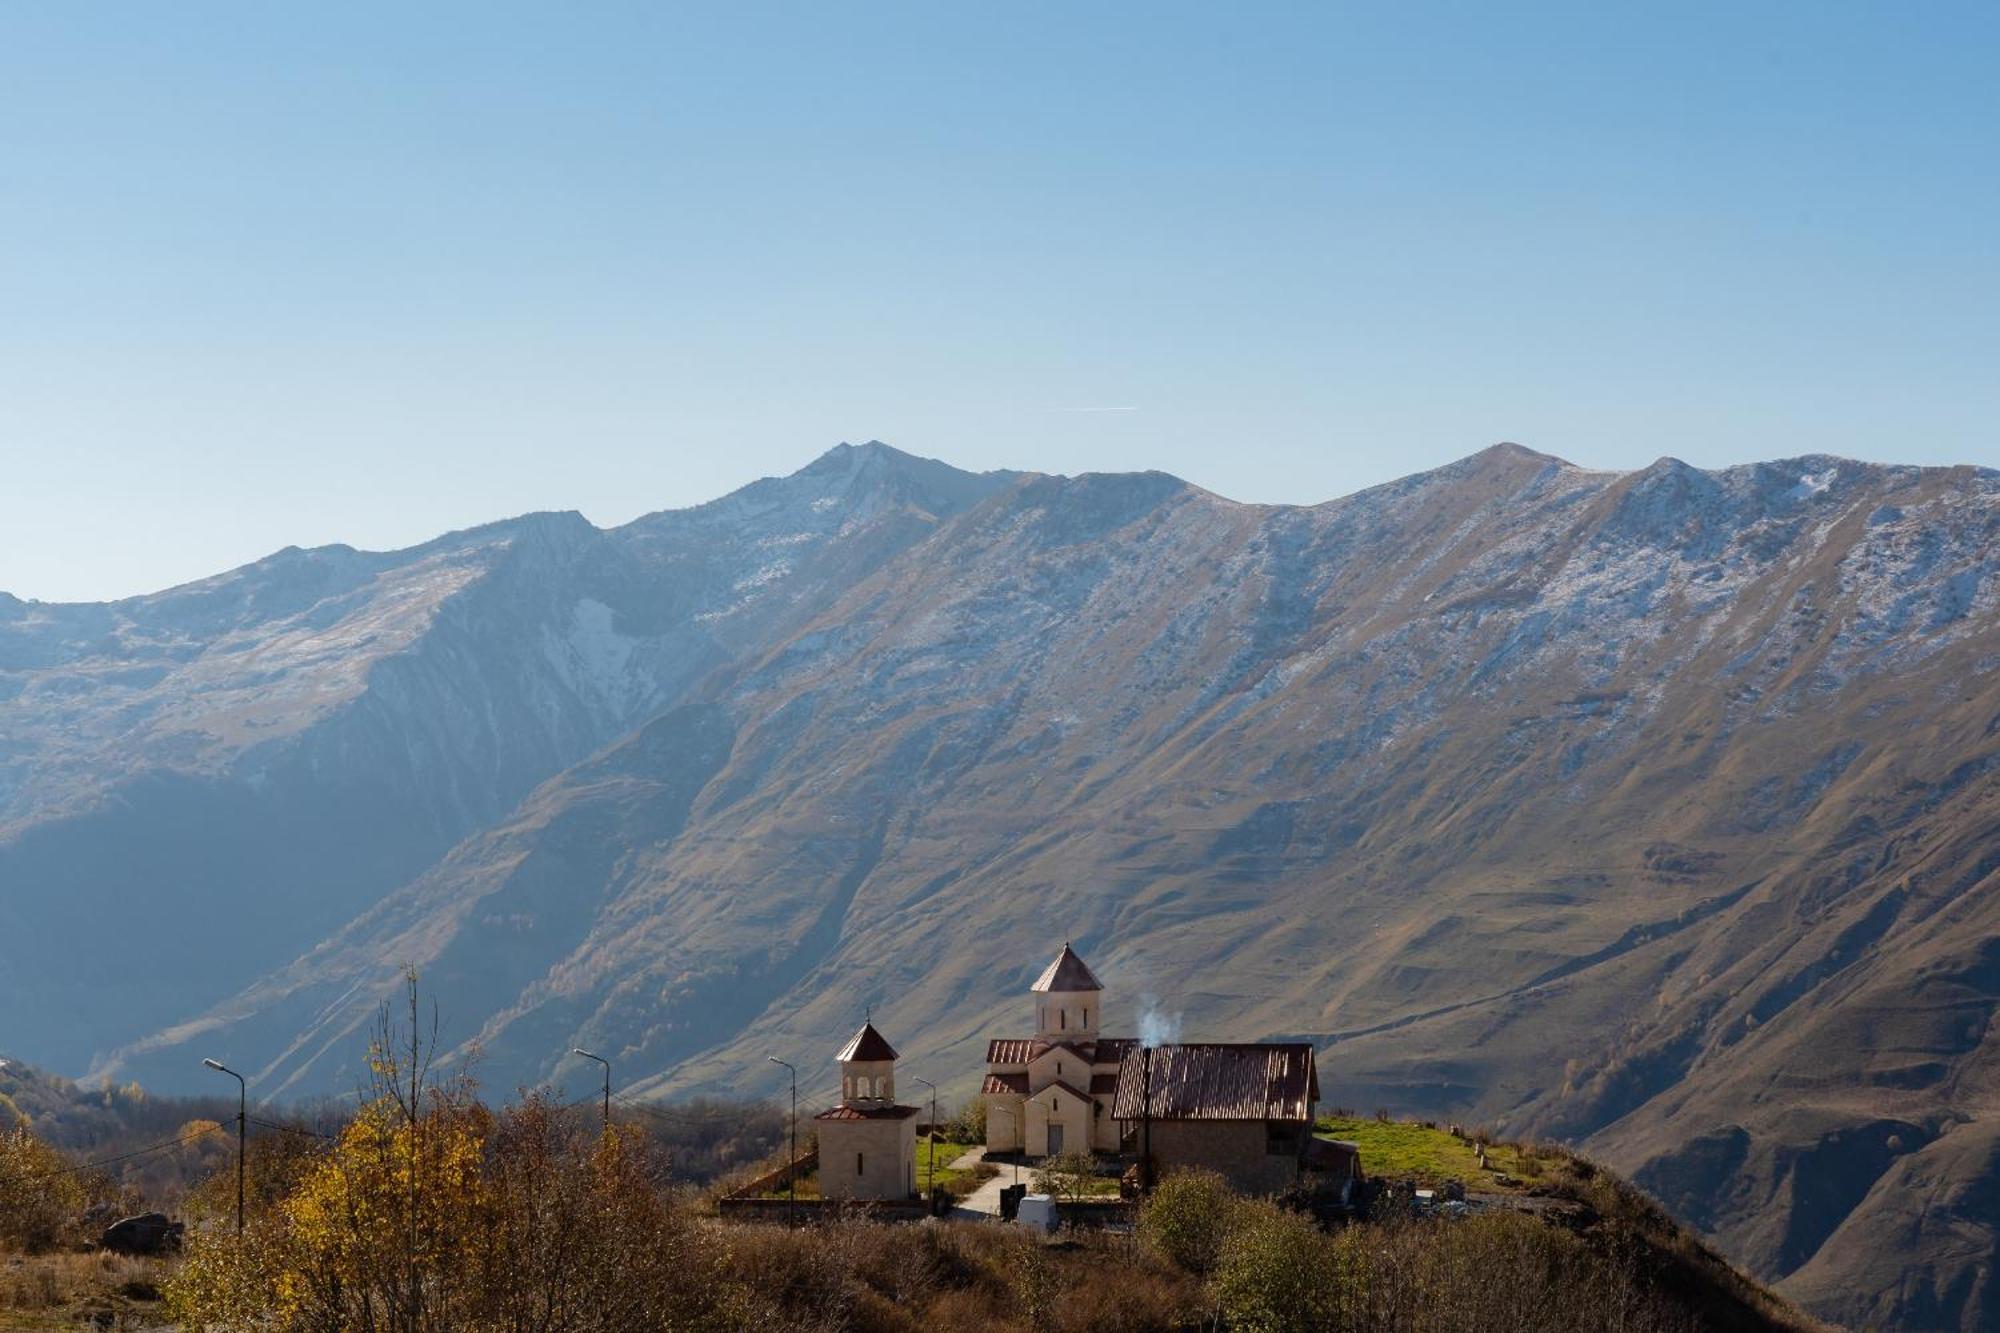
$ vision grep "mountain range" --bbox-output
[3,440,1996,1329]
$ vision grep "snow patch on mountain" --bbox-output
[541,597,642,717]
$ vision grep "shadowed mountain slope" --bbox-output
[0,443,1016,1067]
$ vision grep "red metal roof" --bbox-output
[982,1071,1029,1095]
[986,1037,1131,1067]
[1089,1073,1118,1095]
[813,1103,920,1121]
[1093,1038,1134,1067]
[986,1038,1039,1065]
[1031,943,1104,993]
[835,1021,898,1063]
[1109,1043,1319,1122]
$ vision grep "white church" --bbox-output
[980,943,1132,1156]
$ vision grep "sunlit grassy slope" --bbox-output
[1316,1114,1553,1191]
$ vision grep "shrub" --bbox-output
[1032,1150,1097,1202]
[947,1097,987,1143]
[945,1161,1000,1200]
[169,979,724,1333]
[1136,1169,1237,1275]
[1213,1201,1347,1331]
[1011,1234,1061,1327]
[0,1126,85,1252]
[1330,1212,1701,1333]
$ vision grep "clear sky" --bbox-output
[3,3,1995,602]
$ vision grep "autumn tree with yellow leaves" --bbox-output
[0,1124,87,1252]
[168,977,722,1332]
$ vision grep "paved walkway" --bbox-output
[946,1146,1020,1219]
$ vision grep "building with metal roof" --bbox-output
[813,1019,919,1200]
[983,944,1132,1156]
[980,940,1328,1184]
[1112,1041,1322,1196]
[982,943,1327,1195]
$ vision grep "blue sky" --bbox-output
[3,2,1995,601]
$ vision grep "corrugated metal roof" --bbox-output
[835,1021,898,1063]
[1109,1043,1319,1122]
[986,1038,1039,1065]
[982,1072,1028,1096]
[986,1037,1129,1067]
[1031,943,1104,993]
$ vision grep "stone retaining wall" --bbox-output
[724,1149,819,1200]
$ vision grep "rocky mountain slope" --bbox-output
[0,443,1014,1066]
[5,440,1996,1328]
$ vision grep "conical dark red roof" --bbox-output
[1031,942,1103,993]
[835,1020,898,1062]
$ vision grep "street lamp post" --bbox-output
[201,1059,246,1235]
[911,1075,938,1194]
[571,1048,610,1132]
[767,1056,797,1227]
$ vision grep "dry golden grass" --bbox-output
[716,1218,1203,1332]
[0,1249,173,1330]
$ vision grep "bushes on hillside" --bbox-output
[0,1125,87,1252]
[1137,1169,1239,1275]
[1213,1203,1348,1331]
[155,984,1790,1333]
[1134,1170,1713,1333]
[168,984,725,1332]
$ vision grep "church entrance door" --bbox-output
[1047,1124,1064,1155]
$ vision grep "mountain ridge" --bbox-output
[0,441,1019,1066]
[4,439,1996,1328]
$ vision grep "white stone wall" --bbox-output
[985,1094,1025,1152]
[1025,1087,1094,1156]
[1035,995,1100,1041]
[817,1116,917,1201]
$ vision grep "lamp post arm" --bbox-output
[571,1049,611,1132]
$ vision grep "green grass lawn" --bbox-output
[920,1135,992,1194]
[753,1168,820,1199]
[1069,1171,1123,1198]
[1314,1115,1548,1191]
